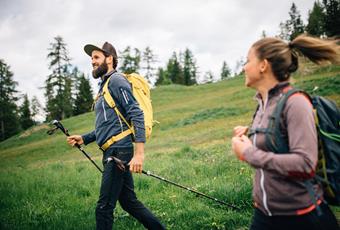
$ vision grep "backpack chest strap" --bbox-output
[248,128,273,137]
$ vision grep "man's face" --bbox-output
[91,50,108,79]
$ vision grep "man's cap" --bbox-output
[84,42,117,58]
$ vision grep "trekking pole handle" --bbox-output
[51,120,83,148]
[52,120,70,136]
[50,120,103,173]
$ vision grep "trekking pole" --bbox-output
[47,120,240,211]
[142,170,240,211]
[47,120,103,173]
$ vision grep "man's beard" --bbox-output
[92,61,108,79]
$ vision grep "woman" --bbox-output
[231,35,339,230]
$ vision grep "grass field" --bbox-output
[1,65,339,229]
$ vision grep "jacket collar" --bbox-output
[102,70,116,82]
[98,70,117,88]
[254,81,290,101]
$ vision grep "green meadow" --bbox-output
[1,65,339,229]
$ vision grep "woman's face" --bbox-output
[243,47,263,88]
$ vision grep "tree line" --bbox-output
[0,37,94,141]
[1,0,339,141]
[279,0,339,41]
[44,36,94,121]
[0,37,232,141]
[119,46,232,85]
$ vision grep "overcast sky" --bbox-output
[0,0,314,117]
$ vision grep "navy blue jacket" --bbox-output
[82,71,145,148]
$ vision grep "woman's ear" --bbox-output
[260,59,269,73]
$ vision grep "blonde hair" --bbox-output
[252,35,340,81]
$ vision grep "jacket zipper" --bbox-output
[102,101,108,121]
[254,98,272,216]
[260,169,272,216]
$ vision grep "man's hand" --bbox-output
[231,135,252,161]
[67,135,84,147]
[233,126,249,137]
[129,142,144,173]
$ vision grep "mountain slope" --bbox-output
[1,65,339,229]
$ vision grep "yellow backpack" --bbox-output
[100,73,153,150]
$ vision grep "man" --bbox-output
[67,42,165,230]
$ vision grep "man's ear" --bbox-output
[260,59,269,73]
[106,55,113,66]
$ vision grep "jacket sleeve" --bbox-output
[81,130,96,145]
[109,75,146,143]
[243,94,318,178]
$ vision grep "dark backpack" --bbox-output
[251,88,340,205]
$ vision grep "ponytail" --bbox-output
[252,35,340,82]
[289,35,340,64]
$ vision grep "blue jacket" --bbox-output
[82,71,145,149]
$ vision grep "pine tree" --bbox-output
[19,94,34,130]
[220,61,231,80]
[166,52,184,84]
[0,59,20,141]
[323,0,340,36]
[279,3,305,41]
[142,47,157,85]
[155,67,171,86]
[31,96,42,124]
[278,21,291,41]
[234,57,245,76]
[289,3,305,40]
[44,36,73,121]
[182,48,198,86]
[119,46,141,74]
[73,74,94,115]
[63,71,73,118]
[306,1,325,36]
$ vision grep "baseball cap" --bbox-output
[84,42,117,58]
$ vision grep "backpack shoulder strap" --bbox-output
[266,88,308,153]
[103,76,116,108]
[102,76,133,132]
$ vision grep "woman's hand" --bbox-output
[233,126,249,137]
[231,135,252,161]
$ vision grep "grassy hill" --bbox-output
[1,65,339,229]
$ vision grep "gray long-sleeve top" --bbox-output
[243,82,322,216]
[82,71,145,148]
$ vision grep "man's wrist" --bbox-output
[134,142,144,156]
